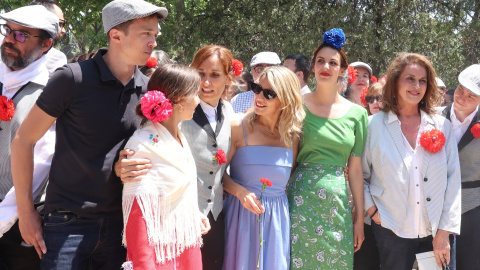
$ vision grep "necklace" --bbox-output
[263,128,277,136]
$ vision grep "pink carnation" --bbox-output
[140,90,173,123]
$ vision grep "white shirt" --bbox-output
[199,100,218,131]
[0,59,56,237]
[450,104,479,144]
[300,85,311,95]
[394,111,432,238]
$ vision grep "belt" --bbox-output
[462,180,480,189]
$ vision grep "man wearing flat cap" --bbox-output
[0,5,57,269]
[441,64,480,269]
[11,0,167,268]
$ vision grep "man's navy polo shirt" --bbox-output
[36,49,148,218]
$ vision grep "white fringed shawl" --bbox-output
[122,121,202,265]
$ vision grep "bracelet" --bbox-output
[369,208,378,219]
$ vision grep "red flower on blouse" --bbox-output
[0,96,15,121]
[260,178,273,187]
[360,86,368,107]
[419,129,446,153]
[232,59,244,77]
[213,149,227,165]
[348,65,357,84]
[471,123,480,138]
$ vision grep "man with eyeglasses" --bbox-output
[231,51,280,114]
[30,0,68,76]
[0,5,57,269]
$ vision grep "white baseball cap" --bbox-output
[250,52,281,67]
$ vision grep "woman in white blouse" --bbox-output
[362,53,461,270]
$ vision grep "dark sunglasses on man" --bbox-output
[251,83,278,100]
[0,24,43,43]
[365,94,382,104]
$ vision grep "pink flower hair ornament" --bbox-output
[140,90,173,123]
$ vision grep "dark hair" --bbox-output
[285,54,311,82]
[382,52,440,115]
[140,50,173,76]
[136,64,200,119]
[446,89,455,97]
[311,43,348,73]
[239,70,254,89]
[29,0,61,12]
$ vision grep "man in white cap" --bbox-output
[11,0,167,268]
[0,4,57,269]
[231,51,280,114]
[441,64,480,269]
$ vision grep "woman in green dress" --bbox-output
[288,28,367,269]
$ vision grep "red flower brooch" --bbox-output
[471,123,480,138]
[360,86,368,107]
[145,57,157,68]
[232,59,244,77]
[0,96,15,121]
[348,65,357,84]
[213,149,227,165]
[140,90,173,123]
[420,129,446,153]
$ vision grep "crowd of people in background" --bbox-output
[0,0,479,270]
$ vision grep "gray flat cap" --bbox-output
[458,64,480,96]
[350,61,373,76]
[0,5,58,38]
[102,0,168,34]
[250,52,281,67]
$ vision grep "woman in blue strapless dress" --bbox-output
[222,66,305,270]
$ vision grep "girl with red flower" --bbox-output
[363,53,461,270]
[222,66,305,270]
[345,61,374,107]
[122,64,210,270]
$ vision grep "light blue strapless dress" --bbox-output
[222,124,292,270]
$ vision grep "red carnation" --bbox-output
[348,65,357,84]
[420,129,446,153]
[260,178,273,187]
[0,95,15,121]
[213,149,227,165]
[471,123,480,138]
[371,75,377,83]
[360,86,368,107]
[232,59,244,77]
[145,57,157,68]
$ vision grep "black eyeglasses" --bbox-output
[251,83,278,100]
[365,95,382,104]
[59,19,67,29]
[0,24,42,43]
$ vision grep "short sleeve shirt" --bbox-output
[36,49,148,218]
[297,104,368,166]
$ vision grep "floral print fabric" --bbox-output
[288,163,353,269]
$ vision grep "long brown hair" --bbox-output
[381,53,440,115]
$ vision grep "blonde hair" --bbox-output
[246,66,305,148]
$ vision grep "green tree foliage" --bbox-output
[3,0,479,87]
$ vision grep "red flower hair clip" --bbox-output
[360,86,368,107]
[371,75,377,83]
[348,65,357,84]
[145,57,157,68]
[213,149,227,165]
[232,59,244,77]
[471,123,480,138]
[0,96,15,121]
[420,129,446,153]
[140,90,173,123]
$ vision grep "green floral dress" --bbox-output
[288,104,367,269]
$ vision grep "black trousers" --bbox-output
[201,211,225,270]
[455,206,480,270]
[354,223,381,270]
[0,221,40,270]
[371,222,434,270]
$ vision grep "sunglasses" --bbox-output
[0,24,42,43]
[251,83,278,100]
[365,95,382,104]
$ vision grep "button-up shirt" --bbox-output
[200,100,218,131]
[450,104,478,144]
